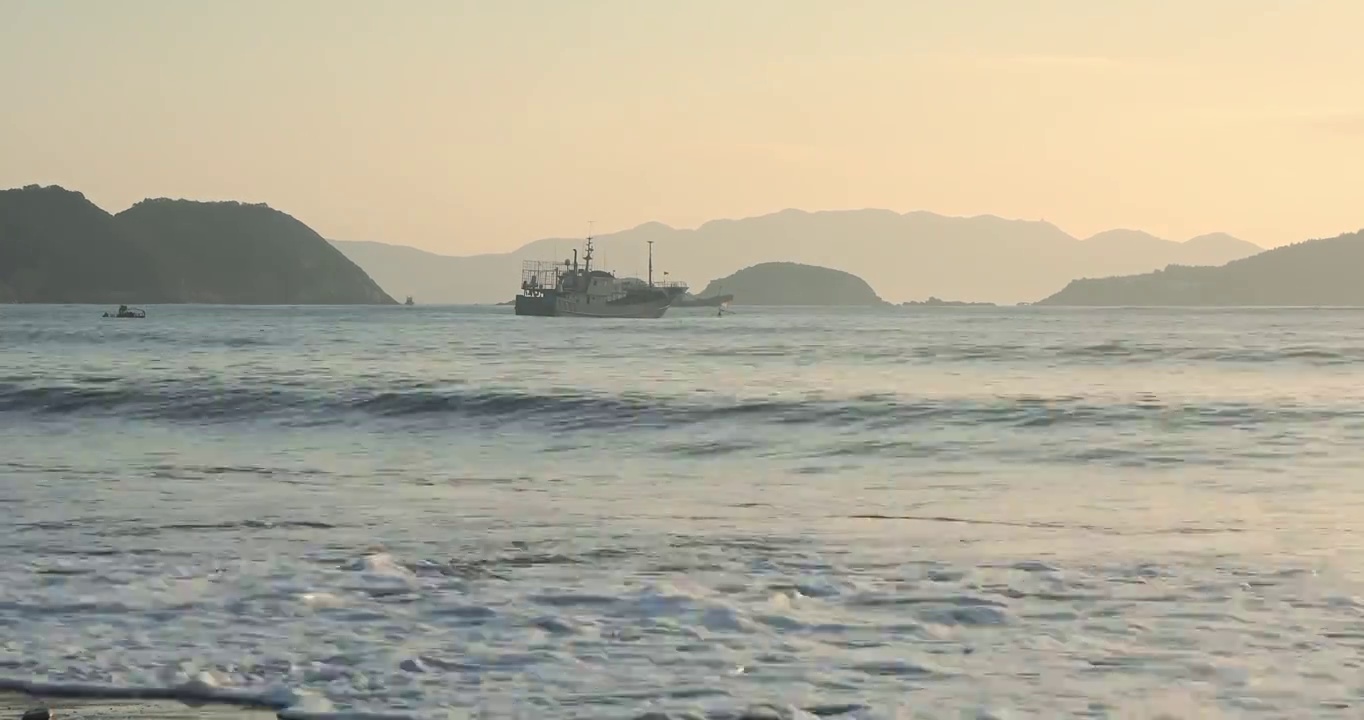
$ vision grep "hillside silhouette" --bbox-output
[697,262,885,305]
[331,209,1259,305]
[117,198,393,304]
[1037,229,1364,306]
[0,185,394,305]
[329,239,516,307]
[0,186,168,303]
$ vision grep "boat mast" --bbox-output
[647,240,654,287]
[583,220,594,275]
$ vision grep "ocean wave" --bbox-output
[0,675,891,720]
[1,380,1359,432]
[696,341,1364,365]
[0,676,419,720]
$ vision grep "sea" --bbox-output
[2,304,1364,720]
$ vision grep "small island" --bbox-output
[697,262,886,306]
[900,296,996,307]
[1037,229,1364,306]
[0,184,394,305]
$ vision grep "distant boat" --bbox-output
[514,232,688,318]
[404,296,415,306]
[673,293,734,308]
[102,304,145,319]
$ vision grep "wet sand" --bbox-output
[0,692,278,720]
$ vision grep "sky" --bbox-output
[3,0,1363,255]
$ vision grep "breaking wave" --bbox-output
[1,379,1358,430]
[722,341,1364,366]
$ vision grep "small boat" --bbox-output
[102,305,146,319]
[405,296,415,306]
[672,293,734,308]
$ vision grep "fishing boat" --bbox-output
[514,233,687,318]
[102,305,146,319]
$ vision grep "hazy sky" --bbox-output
[4,0,1362,254]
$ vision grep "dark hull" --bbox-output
[514,295,557,316]
[556,296,671,318]
[514,291,673,318]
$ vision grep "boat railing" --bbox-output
[520,260,562,295]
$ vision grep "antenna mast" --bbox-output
[647,240,654,287]
[584,220,594,274]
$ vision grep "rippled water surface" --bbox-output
[3,304,1364,719]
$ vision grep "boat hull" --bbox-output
[555,295,671,318]
[513,292,673,318]
[514,294,558,316]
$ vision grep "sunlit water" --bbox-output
[3,304,1364,719]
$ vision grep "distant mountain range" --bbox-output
[1038,229,1364,306]
[330,209,1261,305]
